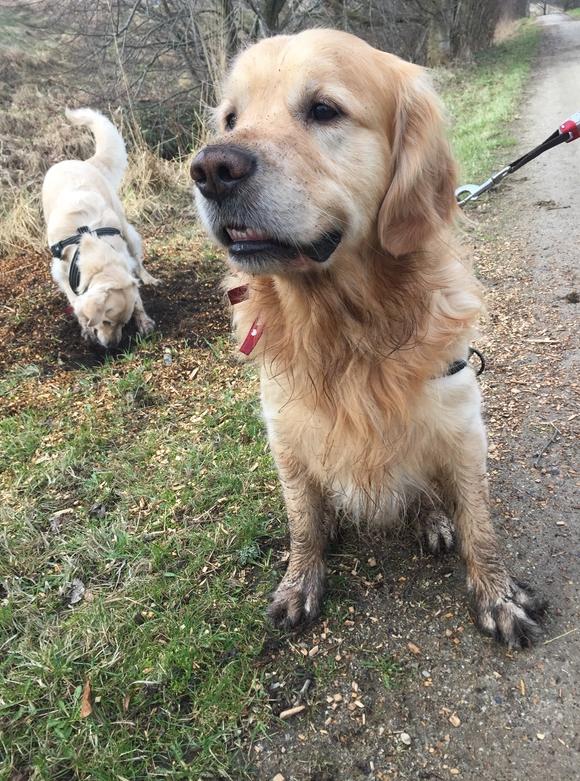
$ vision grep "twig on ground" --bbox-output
[292,678,311,707]
[543,627,578,646]
[534,422,561,466]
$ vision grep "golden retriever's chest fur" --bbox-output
[229,255,482,524]
[260,354,483,525]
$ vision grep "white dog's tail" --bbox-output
[66,107,128,190]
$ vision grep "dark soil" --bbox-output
[0,241,227,373]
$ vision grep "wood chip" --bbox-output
[449,713,461,727]
[407,641,421,655]
[279,704,306,720]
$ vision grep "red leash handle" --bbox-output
[560,112,580,142]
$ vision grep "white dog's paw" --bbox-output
[140,269,160,286]
[135,314,156,335]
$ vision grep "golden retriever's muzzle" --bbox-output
[191,143,342,269]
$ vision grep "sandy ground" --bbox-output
[249,16,579,781]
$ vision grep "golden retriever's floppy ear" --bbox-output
[378,70,458,257]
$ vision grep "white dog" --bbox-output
[43,108,158,348]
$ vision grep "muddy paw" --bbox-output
[474,580,547,649]
[136,314,155,335]
[267,566,325,630]
[423,511,455,555]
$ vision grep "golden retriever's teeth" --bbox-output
[228,227,270,242]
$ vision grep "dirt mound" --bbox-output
[0,247,227,373]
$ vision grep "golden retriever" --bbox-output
[43,108,158,348]
[191,29,545,648]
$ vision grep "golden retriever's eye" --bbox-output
[309,102,339,123]
[225,112,237,130]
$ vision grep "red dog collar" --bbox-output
[227,285,263,355]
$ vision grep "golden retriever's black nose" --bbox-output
[190,144,256,202]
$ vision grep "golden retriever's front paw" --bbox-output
[473,580,547,649]
[267,564,325,630]
[423,511,455,554]
[135,314,155,335]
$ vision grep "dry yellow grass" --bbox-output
[0,66,192,256]
[0,105,191,255]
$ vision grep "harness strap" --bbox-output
[50,226,122,295]
[50,226,122,260]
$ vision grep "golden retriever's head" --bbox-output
[73,236,138,348]
[191,29,458,275]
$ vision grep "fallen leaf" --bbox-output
[80,679,92,718]
[89,503,107,519]
[68,578,85,606]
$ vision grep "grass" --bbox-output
[1,345,284,779]
[361,657,403,690]
[1,19,541,781]
[567,7,580,19]
[0,7,28,47]
[441,20,539,181]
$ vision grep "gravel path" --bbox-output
[252,16,579,781]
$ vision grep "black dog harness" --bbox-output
[50,225,122,295]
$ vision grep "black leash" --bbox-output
[456,112,580,206]
[50,225,122,295]
[452,113,580,377]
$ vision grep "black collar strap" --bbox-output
[49,226,122,295]
[445,347,485,377]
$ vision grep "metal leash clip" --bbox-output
[455,166,511,206]
[455,110,580,208]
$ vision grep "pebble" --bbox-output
[399,732,412,746]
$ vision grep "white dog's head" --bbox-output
[73,236,138,348]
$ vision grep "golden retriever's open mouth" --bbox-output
[223,226,342,264]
